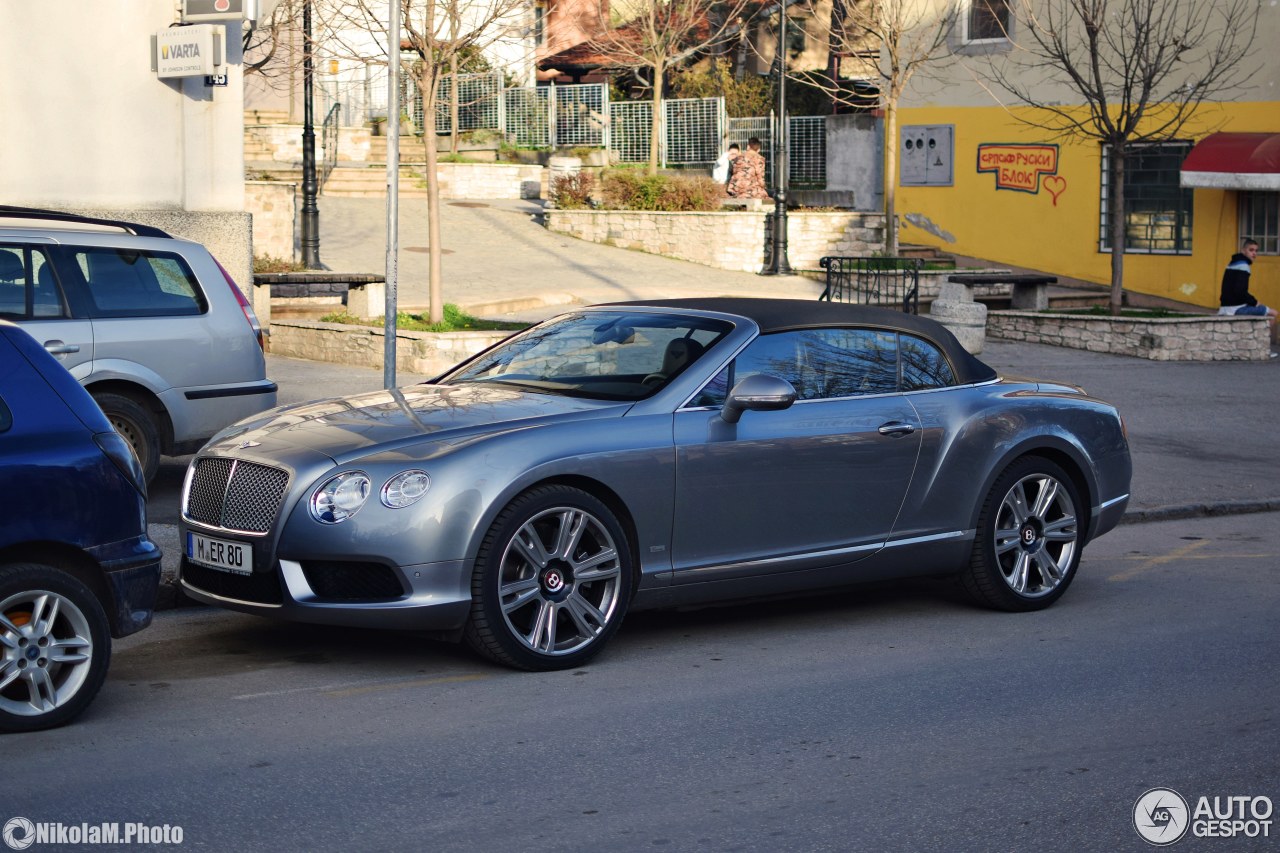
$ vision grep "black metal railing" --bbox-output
[320,102,341,187]
[818,256,921,314]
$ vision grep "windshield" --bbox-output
[443,311,733,401]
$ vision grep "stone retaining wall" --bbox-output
[436,163,543,200]
[245,181,297,260]
[269,319,509,376]
[246,124,372,164]
[988,310,1271,361]
[546,209,884,272]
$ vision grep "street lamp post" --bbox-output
[300,0,321,269]
[762,1,791,275]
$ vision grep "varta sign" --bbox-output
[153,25,223,78]
[162,44,201,60]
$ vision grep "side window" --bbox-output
[900,334,957,391]
[0,246,66,319]
[0,247,25,317]
[692,328,900,406]
[69,247,205,318]
[800,328,897,398]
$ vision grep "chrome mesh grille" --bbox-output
[185,457,290,533]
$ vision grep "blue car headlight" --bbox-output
[381,470,431,508]
[310,471,372,524]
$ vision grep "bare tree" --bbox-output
[317,0,530,323]
[581,0,756,175]
[795,0,956,255]
[985,0,1260,313]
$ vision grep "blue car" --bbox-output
[0,320,161,732]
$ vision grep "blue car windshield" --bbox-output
[444,311,733,401]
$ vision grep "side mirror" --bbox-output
[721,374,797,424]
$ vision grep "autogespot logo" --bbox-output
[1134,788,1191,845]
[3,818,35,851]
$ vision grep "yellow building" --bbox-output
[894,0,1279,311]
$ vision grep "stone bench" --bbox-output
[253,272,388,318]
[930,273,1059,354]
[947,272,1058,310]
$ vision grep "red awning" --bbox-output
[1181,132,1280,191]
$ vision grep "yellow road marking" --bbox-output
[235,672,488,701]
[1107,539,1212,582]
[322,673,489,697]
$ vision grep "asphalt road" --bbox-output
[9,512,1278,851]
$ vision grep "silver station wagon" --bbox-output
[179,299,1132,670]
[0,206,277,481]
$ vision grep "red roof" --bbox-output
[1181,132,1280,191]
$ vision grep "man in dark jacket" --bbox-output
[1219,238,1276,344]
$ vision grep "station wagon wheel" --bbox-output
[0,563,111,733]
[465,485,632,671]
[92,392,160,483]
[961,457,1083,612]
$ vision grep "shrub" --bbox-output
[599,171,723,212]
[550,171,596,209]
[253,254,307,273]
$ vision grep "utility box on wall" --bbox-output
[901,125,954,186]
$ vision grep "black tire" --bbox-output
[92,391,160,483]
[961,456,1084,612]
[0,563,112,733]
[464,485,633,671]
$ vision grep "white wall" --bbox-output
[0,0,244,212]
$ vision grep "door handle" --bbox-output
[43,340,80,355]
[878,421,916,437]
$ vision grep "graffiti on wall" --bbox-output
[977,144,1066,204]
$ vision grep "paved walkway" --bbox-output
[316,196,824,318]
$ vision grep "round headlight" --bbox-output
[381,470,431,508]
[310,471,372,524]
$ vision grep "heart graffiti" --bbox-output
[1043,175,1067,206]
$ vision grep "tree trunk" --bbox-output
[884,100,899,256]
[419,70,445,324]
[648,61,664,176]
[449,54,460,155]
[1108,145,1126,315]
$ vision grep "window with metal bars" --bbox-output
[1239,191,1279,255]
[966,0,1011,42]
[1099,142,1194,254]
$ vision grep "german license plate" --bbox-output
[186,532,253,575]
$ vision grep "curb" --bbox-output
[1120,499,1280,525]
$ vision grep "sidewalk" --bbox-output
[315,196,825,318]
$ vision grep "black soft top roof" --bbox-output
[603,297,997,385]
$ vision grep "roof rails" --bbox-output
[0,206,173,239]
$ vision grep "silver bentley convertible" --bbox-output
[178,299,1131,670]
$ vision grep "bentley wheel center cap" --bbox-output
[543,569,566,593]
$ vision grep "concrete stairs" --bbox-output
[321,165,429,198]
[244,108,291,125]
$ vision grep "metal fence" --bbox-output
[789,116,826,188]
[342,69,826,186]
[818,257,921,314]
[608,100,651,164]
[433,72,504,135]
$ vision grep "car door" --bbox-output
[670,327,922,582]
[0,242,94,378]
[54,243,214,389]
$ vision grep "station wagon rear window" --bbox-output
[63,247,206,318]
